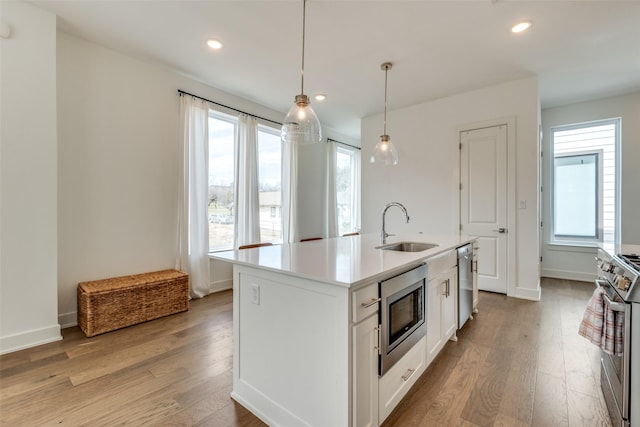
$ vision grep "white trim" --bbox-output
[514,284,541,301]
[0,325,62,355]
[541,268,596,283]
[59,311,77,329]
[457,116,517,298]
[209,278,233,293]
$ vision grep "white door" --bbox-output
[460,125,508,294]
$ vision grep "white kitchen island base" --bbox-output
[212,233,477,427]
[232,266,350,427]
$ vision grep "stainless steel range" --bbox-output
[596,244,640,427]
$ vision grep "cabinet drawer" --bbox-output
[378,337,426,423]
[353,282,379,323]
[427,250,457,279]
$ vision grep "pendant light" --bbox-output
[281,0,322,145]
[370,62,398,166]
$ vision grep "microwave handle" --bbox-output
[595,279,626,312]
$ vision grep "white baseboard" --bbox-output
[0,324,62,355]
[514,284,541,301]
[59,311,77,329]
[541,268,595,283]
[209,278,232,294]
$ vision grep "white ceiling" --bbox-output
[30,0,640,140]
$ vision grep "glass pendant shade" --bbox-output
[370,134,398,166]
[281,0,321,145]
[371,62,398,166]
[281,94,322,144]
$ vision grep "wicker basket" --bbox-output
[77,269,189,337]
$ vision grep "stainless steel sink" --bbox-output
[376,242,439,252]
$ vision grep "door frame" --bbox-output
[457,116,517,297]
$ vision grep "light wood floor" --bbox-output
[0,278,611,426]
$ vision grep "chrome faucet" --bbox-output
[381,202,410,244]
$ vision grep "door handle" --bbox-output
[492,228,507,233]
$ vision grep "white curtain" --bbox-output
[351,148,362,233]
[325,139,339,238]
[234,114,261,247]
[282,141,299,243]
[176,95,210,298]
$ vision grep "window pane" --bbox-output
[554,154,597,238]
[258,126,282,243]
[336,147,356,236]
[208,115,236,251]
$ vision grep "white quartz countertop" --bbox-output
[210,233,476,288]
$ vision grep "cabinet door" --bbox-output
[441,269,458,341]
[426,276,442,363]
[353,314,379,427]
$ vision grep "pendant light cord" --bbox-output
[383,65,388,135]
[300,0,306,95]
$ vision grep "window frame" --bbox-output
[549,118,620,247]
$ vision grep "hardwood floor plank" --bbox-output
[531,371,569,427]
[417,342,491,425]
[566,388,612,427]
[496,348,537,425]
[459,346,513,426]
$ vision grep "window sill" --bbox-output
[547,242,599,253]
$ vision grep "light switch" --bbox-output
[251,284,260,305]
[519,200,527,209]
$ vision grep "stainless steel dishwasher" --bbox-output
[457,244,473,329]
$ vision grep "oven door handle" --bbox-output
[595,279,626,312]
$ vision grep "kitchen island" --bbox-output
[211,233,476,427]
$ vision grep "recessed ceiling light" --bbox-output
[511,20,533,33]
[206,39,223,50]
[315,94,326,101]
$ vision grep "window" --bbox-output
[208,112,282,251]
[208,113,236,251]
[335,145,360,236]
[551,118,619,244]
[257,125,282,243]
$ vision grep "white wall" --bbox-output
[0,1,61,353]
[361,77,541,300]
[541,91,640,281]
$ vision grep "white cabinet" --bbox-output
[426,250,458,364]
[352,282,379,427]
[353,313,379,427]
[378,337,426,423]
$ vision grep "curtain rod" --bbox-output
[178,90,282,127]
[179,91,361,151]
[327,138,361,151]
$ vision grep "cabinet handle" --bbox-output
[375,325,381,355]
[472,260,478,273]
[401,368,416,381]
[361,297,381,308]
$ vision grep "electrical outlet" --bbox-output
[251,284,260,305]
